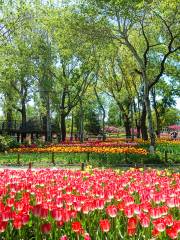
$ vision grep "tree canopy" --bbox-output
[0,0,179,148]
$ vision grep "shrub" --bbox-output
[0,135,20,152]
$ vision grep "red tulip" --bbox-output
[6,198,14,207]
[173,220,180,233]
[166,197,177,208]
[1,211,11,222]
[153,219,166,232]
[117,201,125,211]
[56,220,64,228]
[0,221,7,233]
[150,207,161,219]
[99,219,110,232]
[128,217,138,229]
[134,204,141,215]
[56,198,63,208]
[106,205,118,218]
[82,204,90,214]
[127,227,136,236]
[35,195,43,204]
[166,227,178,239]
[95,199,105,210]
[62,210,71,222]
[160,205,168,216]
[123,195,134,206]
[51,209,63,221]
[13,219,23,229]
[140,215,150,228]
[41,223,52,234]
[73,201,81,211]
[39,207,49,219]
[163,214,173,227]
[72,221,83,234]
[124,205,134,218]
[152,227,160,237]
[22,214,30,225]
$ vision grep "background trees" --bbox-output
[0,0,179,148]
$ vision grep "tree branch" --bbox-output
[148,12,180,89]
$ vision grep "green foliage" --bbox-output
[153,107,180,128]
[0,135,19,152]
[85,110,101,135]
[108,103,122,126]
[0,0,179,146]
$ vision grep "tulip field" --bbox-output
[0,168,179,239]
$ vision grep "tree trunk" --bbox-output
[79,98,84,143]
[70,112,74,141]
[60,88,67,142]
[43,116,47,141]
[61,113,66,142]
[21,100,26,143]
[57,114,62,142]
[144,88,156,153]
[133,100,141,138]
[136,125,141,138]
[5,93,14,134]
[46,94,51,142]
[151,88,160,138]
[131,102,134,141]
[6,108,13,133]
[94,86,106,141]
[102,110,106,141]
[123,115,131,139]
[140,103,148,140]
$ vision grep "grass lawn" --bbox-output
[0,148,179,169]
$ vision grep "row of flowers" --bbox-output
[19,141,138,148]
[10,146,147,155]
[107,138,180,145]
[0,168,179,239]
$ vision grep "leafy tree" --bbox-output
[77,0,180,151]
[108,102,122,127]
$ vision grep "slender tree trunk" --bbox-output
[57,114,62,142]
[131,102,134,141]
[151,88,160,138]
[43,116,47,140]
[102,110,106,141]
[123,115,131,139]
[136,125,141,138]
[61,113,66,142]
[6,108,13,134]
[133,100,141,138]
[46,94,51,142]
[21,100,26,143]
[140,103,148,140]
[79,98,84,143]
[94,86,106,141]
[60,88,67,142]
[144,86,156,153]
[70,112,74,141]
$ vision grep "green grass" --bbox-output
[0,152,88,167]
[0,149,179,169]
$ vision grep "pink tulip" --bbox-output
[106,205,118,218]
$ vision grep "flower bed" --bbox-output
[19,141,138,148]
[107,138,180,145]
[10,146,147,155]
[0,168,179,239]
